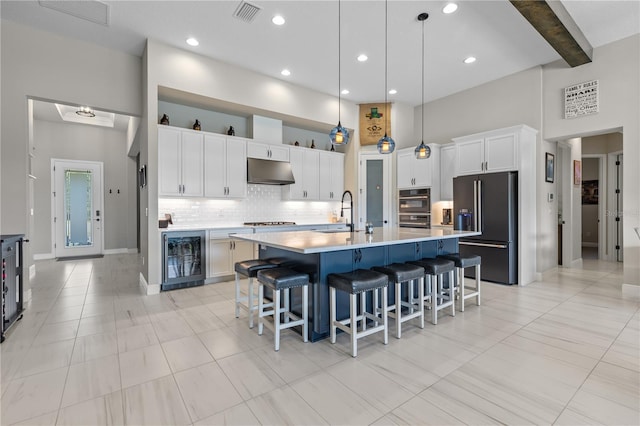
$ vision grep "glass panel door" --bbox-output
[65,169,93,247]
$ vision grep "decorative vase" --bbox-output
[310,139,316,149]
[193,119,201,131]
[330,144,335,152]
[227,126,235,136]
[160,114,169,125]
[294,141,300,146]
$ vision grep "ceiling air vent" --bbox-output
[233,1,262,23]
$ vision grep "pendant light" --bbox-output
[377,0,395,154]
[330,0,350,146]
[415,12,431,159]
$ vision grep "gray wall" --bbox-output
[32,120,137,254]
[581,157,599,245]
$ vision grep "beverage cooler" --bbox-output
[162,231,206,291]
[2,235,24,343]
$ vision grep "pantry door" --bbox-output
[53,159,104,258]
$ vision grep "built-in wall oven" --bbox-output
[398,188,431,228]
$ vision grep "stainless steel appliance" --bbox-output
[246,158,295,185]
[398,188,430,228]
[453,171,517,284]
[1,235,24,343]
[162,231,206,291]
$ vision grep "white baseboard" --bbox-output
[622,284,640,301]
[104,248,138,255]
[33,253,55,260]
[570,258,583,268]
[140,272,160,295]
[581,242,598,248]
[539,266,559,281]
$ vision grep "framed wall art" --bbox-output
[573,160,582,185]
[545,152,554,183]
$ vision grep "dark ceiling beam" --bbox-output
[510,0,593,67]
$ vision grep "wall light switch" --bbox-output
[548,193,554,202]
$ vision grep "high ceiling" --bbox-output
[3,1,639,109]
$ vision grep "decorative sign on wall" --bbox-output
[359,102,392,146]
[564,80,599,119]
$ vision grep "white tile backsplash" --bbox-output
[159,184,340,227]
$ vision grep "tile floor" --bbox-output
[1,254,638,425]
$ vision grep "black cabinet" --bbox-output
[2,235,24,343]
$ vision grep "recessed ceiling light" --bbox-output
[463,56,476,64]
[272,15,285,25]
[186,38,199,46]
[357,54,368,62]
[341,89,350,95]
[388,89,397,95]
[443,3,458,14]
[281,69,291,76]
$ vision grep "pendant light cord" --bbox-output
[338,0,341,122]
[384,0,388,135]
[421,14,425,143]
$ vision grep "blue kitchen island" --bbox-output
[232,227,480,341]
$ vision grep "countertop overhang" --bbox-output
[231,228,481,254]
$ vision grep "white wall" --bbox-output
[1,21,141,270]
[32,120,137,255]
[543,34,640,289]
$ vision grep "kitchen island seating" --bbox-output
[256,267,309,351]
[328,269,389,357]
[371,263,425,338]
[234,259,279,328]
[408,258,456,325]
[438,253,481,311]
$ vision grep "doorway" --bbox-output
[52,159,104,258]
[581,155,606,260]
[358,151,392,230]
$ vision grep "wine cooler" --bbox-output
[2,235,24,343]
[162,231,206,291]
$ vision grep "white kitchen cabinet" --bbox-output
[454,127,522,176]
[247,140,289,162]
[440,144,455,200]
[204,134,247,198]
[208,237,254,279]
[319,151,344,201]
[397,148,434,189]
[158,126,204,197]
[284,146,319,200]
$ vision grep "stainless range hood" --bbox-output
[247,158,295,185]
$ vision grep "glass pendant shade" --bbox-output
[377,133,395,154]
[415,141,431,159]
[330,121,349,145]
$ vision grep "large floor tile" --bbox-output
[161,335,214,372]
[217,351,285,400]
[32,320,79,346]
[151,316,194,343]
[173,361,243,422]
[122,375,191,425]
[246,384,328,425]
[197,327,252,360]
[61,354,121,407]
[14,339,74,378]
[57,390,124,425]
[118,344,171,388]
[253,340,322,383]
[117,323,158,353]
[71,331,118,364]
[77,313,116,338]
[380,394,467,425]
[193,402,259,426]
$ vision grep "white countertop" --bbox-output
[159,223,348,234]
[231,228,481,254]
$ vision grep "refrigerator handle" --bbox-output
[477,179,482,233]
[473,180,478,232]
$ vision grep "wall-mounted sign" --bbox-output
[564,80,599,119]
[359,103,392,146]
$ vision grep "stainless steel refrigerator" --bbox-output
[453,171,518,285]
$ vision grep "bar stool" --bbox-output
[438,253,481,311]
[234,259,278,328]
[256,267,309,351]
[328,269,389,357]
[407,258,456,325]
[371,263,425,338]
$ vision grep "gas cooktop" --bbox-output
[244,221,296,226]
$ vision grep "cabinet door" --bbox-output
[413,155,432,187]
[208,239,233,278]
[331,153,344,200]
[456,138,484,176]
[247,141,270,160]
[302,149,320,199]
[397,150,415,189]
[485,133,517,173]
[226,139,247,198]
[268,145,290,162]
[204,134,227,198]
[286,148,305,199]
[440,144,455,200]
[232,240,254,265]
[319,152,344,200]
[158,127,181,196]
[180,132,204,197]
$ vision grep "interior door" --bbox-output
[359,152,391,230]
[53,159,103,258]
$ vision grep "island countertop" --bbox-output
[231,227,481,254]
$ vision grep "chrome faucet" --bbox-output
[341,190,354,232]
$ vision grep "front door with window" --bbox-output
[53,160,103,258]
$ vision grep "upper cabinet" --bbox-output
[203,134,247,198]
[440,144,455,201]
[158,126,204,197]
[397,148,435,189]
[453,125,536,176]
[319,151,344,201]
[284,146,320,200]
[247,140,289,162]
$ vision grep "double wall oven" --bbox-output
[398,188,431,229]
